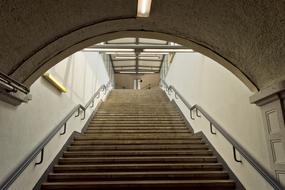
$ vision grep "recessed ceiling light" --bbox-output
[137,0,152,17]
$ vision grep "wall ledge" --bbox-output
[250,80,285,106]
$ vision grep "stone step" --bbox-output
[71,139,204,145]
[95,113,180,116]
[92,118,183,121]
[88,123,186,127]
[53,163,223,173]
[63,150,213,157]
[85,127,187,130]
[90,120,185,124]
[74,134,195,140]
[47,171,229,182]
[84,130,191,134]
[58,156,217,164]
[67,144,209,151]
[42,180,235,190]
[94,115,182,118]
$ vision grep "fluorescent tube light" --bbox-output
[115,56,136,59]
[105,52,136,55]
[143,49,194,52]
[138,56,160,60]
[140,52,169,55]
[138,71,155,74]
[83,48,134,52]
[114,56,160,60]
[137,0,152,17]
[119,71,137,74]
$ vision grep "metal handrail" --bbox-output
[161,80,283,190]
[0,81,112,190]
[0,72,30,94]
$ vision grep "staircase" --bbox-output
[41,89,236,189]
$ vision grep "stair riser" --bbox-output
[74,136,197,140]
[58,157,217,164]
[63,152,213,157]
[89,123,186,127]
[71,141,205,145]
[67,145,209,151]
[48,173,229,182]
[84,131,191,134]
[42,183,234,190]
[94,116,182,118]
[54,166,223,173]
[90,121,185,124]
[92,118,182,121]
[85,127,188,130]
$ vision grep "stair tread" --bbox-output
[43,179,235,183]
[49,170,228,176]
[42,179,235,188]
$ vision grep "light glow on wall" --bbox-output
[43,73,68,93]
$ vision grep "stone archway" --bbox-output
[17,29,258,92]
[1,0,284,91]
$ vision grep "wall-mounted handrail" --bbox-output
[160,79,283,190]
[0,72,30,94]
[0,81,112,190]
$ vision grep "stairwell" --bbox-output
[41,89,237,189]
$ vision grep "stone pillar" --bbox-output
[250,80,285,186]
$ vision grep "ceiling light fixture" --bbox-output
[119,71,137,74]
[143,49,194,52]
[140,52,169,55]
[83,48,134,52]
[105,52,135,55]
[137,0,152,17]
[115,56,136,59]
[138,56,160,60]
[138,71,155,74]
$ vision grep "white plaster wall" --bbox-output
[165,53,273,190]
[0,51,111,189]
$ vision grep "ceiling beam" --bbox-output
[115,71,160,74]
[113,59,161,62]
[115,69,159,72]
[114,65,161,68]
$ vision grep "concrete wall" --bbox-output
[115,73,160,89]
[164,53,273,190]
[0,51,111,189]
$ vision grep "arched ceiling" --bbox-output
[0,0,284,90]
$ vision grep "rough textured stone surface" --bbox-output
[0,0,284,89]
